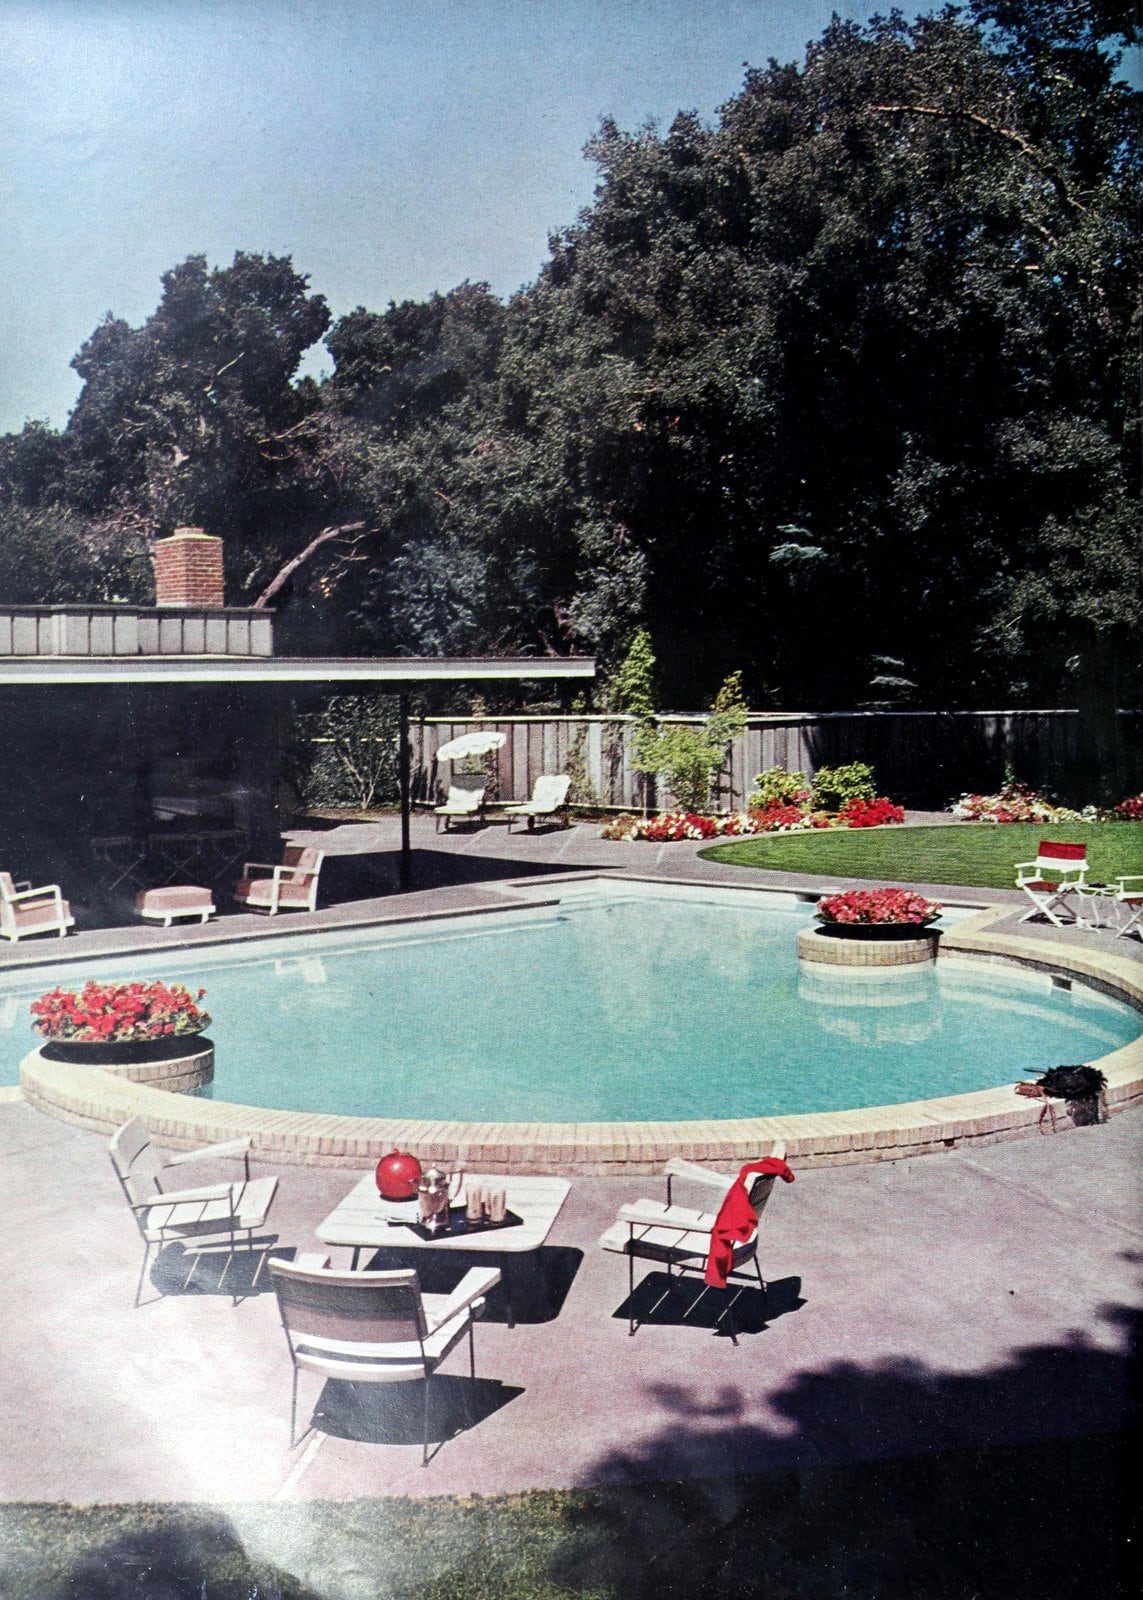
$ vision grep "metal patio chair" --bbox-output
[109,1119,279,1306]
[599,1147,790,1343]
[269,1256,501,1461]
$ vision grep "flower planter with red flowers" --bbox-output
[29,980,214,1087]
[798,888,943,966]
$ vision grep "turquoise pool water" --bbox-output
[1,886,1138,1119]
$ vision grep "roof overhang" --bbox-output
[0,655,596,688]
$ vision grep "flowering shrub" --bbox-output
[718,811,760,836]
[613,790,905,841]
[600,812,637,840]
[630,811,721,841]
[1111,794,1143,821]
[31,980,210,1043]
[811,762,877,812]
[838,795,906,828]
[747,767,811,810]
[950,779,1081,824]
[749,802,832,833]
[816,888,942,926]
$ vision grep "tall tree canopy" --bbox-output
[2,4,1139,777]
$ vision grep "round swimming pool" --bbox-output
[3,884,1138,1119]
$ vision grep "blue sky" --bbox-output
[2,1,904,434]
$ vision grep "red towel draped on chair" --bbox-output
[704,1158,795,1288]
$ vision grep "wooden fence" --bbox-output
[411,709,1141,810]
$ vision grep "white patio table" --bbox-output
[315,1173,571,1325]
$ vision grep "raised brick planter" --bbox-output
[33,1038,213,1094]
[796,926,940,966]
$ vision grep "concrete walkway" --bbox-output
[0,1092,1138,1504]
[1,812,1134,973]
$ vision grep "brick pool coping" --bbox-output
[17,884,1143,1174]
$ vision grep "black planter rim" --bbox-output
[39,1033,211,1064]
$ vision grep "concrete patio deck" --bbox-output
[0,812,1138,1600]
[0,1092,1139,1507]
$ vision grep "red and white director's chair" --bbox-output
[1015,841,1089,927]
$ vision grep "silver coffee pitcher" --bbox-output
[417,1165,453,1232]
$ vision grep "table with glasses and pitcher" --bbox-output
[315,1151,570,1324]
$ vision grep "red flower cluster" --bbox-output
[30,980,210,1043]
[635,811,721,841]
[749,802,823,832]
[816,888,942,926]
[951,780,1067,823]
[838,796,906,828]
[1111,794,1143,821]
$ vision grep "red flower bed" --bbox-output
[634,811,721,841]
[31,980,211,1043]
[816,888,942,926]
[1111,794,1143,821]
[747,801,830,832]
[838,796,906,828]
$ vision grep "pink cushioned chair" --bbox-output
[0,871,74,942]
[234,847,324,915]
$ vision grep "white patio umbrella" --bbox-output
[434,730,507,762]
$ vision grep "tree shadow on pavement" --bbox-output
[548,1296,1141,1600]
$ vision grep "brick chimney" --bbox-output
[153,528,226,608]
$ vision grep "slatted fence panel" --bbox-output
[410,711,1140,809]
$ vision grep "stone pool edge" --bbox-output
[18,902,1143,1174]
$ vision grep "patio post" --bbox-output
[398,691,412,891]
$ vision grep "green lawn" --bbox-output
[700,823,1143,890]
[0,1433,1130,1598]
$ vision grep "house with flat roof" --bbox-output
[0,528,593,925]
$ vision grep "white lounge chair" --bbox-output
[269,1255,501,1459]
[1015,841,1088,926]
[109,1120,279,1306]
[433,785,485,832]
[599,1147,789,1342]
[503,774,572,831]
[234,846,324,914]
[0,871,74,941]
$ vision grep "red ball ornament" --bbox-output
[375,1149,422,1201]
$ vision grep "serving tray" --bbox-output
[391,1206,523,1241]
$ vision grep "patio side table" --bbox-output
[1072,884,1117,930]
